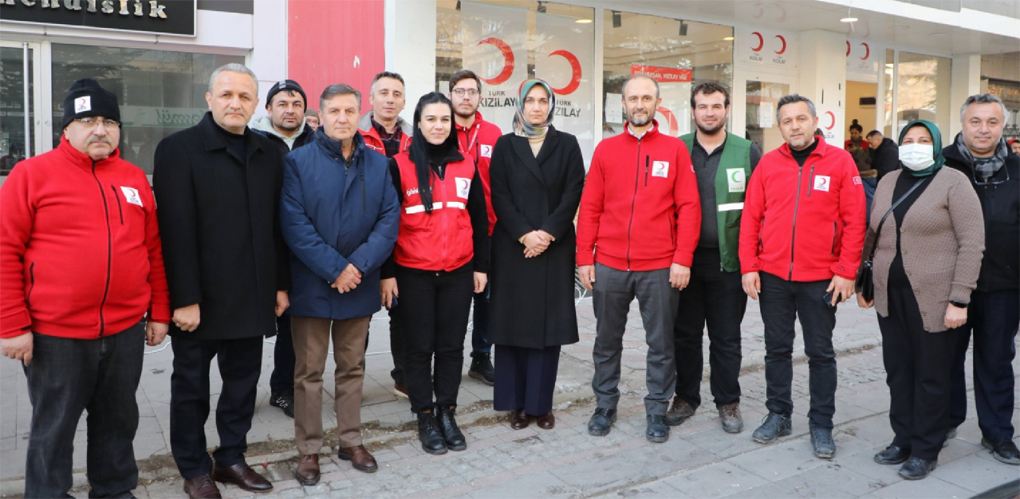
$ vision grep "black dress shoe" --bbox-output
[874,444,910,465]
[417,411,448,455]
[588,408,617,437]
[211,463,272,492]
[437,406,467,451]
[510,408,529,430]
[646,415,670,443]
[898,457,937,480]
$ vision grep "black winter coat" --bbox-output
[871,137,899,180]
[488,127,585,349]
[153,112,290,340]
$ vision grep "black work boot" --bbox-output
[436,405,467,451]
[417,410,448,455]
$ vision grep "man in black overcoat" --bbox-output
[153,63,291,499]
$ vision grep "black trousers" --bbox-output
[879,286,957,460]
[389,304,405,386]
[493,345,561,415]
[759,272,838,429]
[471,283,492,357]
[23,322,145,499]
[170,335,262,480]
[673,248,746,408]
[269,312,294,398]
[948,289,1019,442]
[396,264,474,413]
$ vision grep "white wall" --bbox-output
[385,0,437,124]
[799,30,847,148]
[250,1,289,119]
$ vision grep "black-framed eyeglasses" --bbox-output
[451,88,479,97]
[974,165,1010,186]
[75,117,120,130]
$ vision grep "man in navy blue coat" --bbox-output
[280,83,400,484]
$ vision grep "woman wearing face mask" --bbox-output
[380,92,489,455]
[857,120,984,480]
[487,79,585,430]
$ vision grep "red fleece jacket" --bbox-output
[738,137,866,282]
[455,112,502,236]
[1,138,171,339]
[577,121,701,271]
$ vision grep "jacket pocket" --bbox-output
[830,221,838,256]
[25,262,36,307]
[110,185,124,225]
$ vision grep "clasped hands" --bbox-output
[522,230,554,258]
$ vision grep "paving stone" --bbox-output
[660,461,770,498]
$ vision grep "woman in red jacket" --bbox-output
[380,92,489,455]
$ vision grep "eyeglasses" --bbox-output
[75,117,120,129]
[451,88,479,97]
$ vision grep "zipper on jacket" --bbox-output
[361,169,366,212]
[110,185,124,225]
[807,164,816,197]
[626,142,643,271]
[831,221,837,256]
[91,161,112,337]
[788,164,805,280]
[644,156,650,187]
[25,262,36,307]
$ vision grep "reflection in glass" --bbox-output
[746,81,790,153]
[1,47,34,175]
[895,51,951,144]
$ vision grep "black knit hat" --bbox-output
[266,79,307,108]
[62,78,120,130]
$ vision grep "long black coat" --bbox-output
[488,126,585,349]
[153,112,290,340]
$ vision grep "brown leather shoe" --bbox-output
[718,402,744,434]
[666,397,696,426]
[294,454,320,486]
[510,408,529,430]
[338,445,378,473]
[211,462,273,492]
[183,474,222,499]
[536,412,555,430]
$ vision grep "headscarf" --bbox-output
[897,119,944,178]
[512,79,555,138]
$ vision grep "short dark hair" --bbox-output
[371,71,405,94]
[449,70,482,93]
[866,130,882,138]
[690,82,730,108]
[776,94,816,121]
[849,119,863,133]
[320,83,361,111]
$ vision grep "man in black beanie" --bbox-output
[1,77,172,498]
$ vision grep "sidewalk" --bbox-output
[1,297,1017,498]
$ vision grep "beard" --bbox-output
[274,118,300,132]
[628,112,652,127]
[696,120,725,135]
[455,104,478,119]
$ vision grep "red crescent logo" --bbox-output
[775,35,787,55]
[860,42,870,60]
[825,111,836,130]
[547,50,582,95]
[477,37,515,85]
[751,32,764,52]
[656,106,679,137]
[846,41,851,57]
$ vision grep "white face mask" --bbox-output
[899,143,935,171]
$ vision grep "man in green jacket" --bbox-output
[669,82,761,433]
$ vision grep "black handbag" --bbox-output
[856,178,928,302]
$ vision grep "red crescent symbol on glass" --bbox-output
[860,43,870,60]
[825,111,836,130]
[846,41,851,57]
[656,106,679,137]
[548,50,582,95]
[751,32,764,52]
[477,37,515,85]
[775,35,787,55]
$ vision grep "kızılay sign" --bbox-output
[0,0,196,36]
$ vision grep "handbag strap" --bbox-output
[867,177,929,262]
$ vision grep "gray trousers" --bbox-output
[591,263,680,415]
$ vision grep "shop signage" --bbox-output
[0,0,197,36]
[735,27,798,69]
[629,65,692,83]
[846,39,880,75]
[119,105,205,127]
[462,0,527,134]
[535,11,594,163]
[630,64,692,137]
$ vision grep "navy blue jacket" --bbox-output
[281,129,400,320]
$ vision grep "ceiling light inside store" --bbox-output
[840,17,858,23]
[576,18,592,23]
[612,11,622,28]
[723,36,734,41]
[537,1,546,13]
[679,20,688,37]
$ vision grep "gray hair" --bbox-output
[960,93,1010,122]
[370,71,405,95]
[207,63,258,94]
[320,83,362,111]
[622,74,660,101]
[776,94,816,121]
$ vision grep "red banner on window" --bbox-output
[630,65,692,83]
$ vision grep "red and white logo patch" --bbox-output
[852,176,862,186]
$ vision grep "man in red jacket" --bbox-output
[0,78,171,498]
[738,94,865,459]
[577,75,701,443]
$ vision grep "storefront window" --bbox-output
[1,46,34,175]
[602,12,732,140]
[51,45,244,174]
[746,81,790,153]
[895,51,951,143]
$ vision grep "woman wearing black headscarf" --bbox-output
[488,79,585,430]
[380,92,489,455]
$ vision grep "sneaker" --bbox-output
[752,412,792,444]
[646,415,670,443]
[982,438,1020,465]
[269,392,295,418]
[718,402,743,434]
[665,398,696,426]
[810,427,836,459]
[898,456,937,480]
[469,354,495,385]
[393,384,408,398]
[588,408,617,437]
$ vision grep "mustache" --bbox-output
[87,136,112,145]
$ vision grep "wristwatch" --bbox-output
[949,300,968,308]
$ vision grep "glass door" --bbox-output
[745,79,792,153]
[1,41,43,176]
